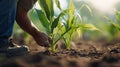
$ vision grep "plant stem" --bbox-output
[50,27,71,52]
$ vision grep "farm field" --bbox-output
[1,38,120,67]
[1,0,120,67]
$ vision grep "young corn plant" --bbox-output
[60,1,99,49]
[34,0,72,52]
[35,0,70,52]
[109,10,120,39]
[104,10,120,39]
[35,0,99,52]
[61,1,80,49]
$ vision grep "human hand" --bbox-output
[32,31,52,47]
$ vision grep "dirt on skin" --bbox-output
[1,38,120,67]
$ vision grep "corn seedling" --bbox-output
[34,0,99,52]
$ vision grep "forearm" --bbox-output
[16,5,39,36]
[15,0,51,47]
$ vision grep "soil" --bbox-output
[1,38,120,67]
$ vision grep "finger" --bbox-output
[48,37,53,44]
[43,41,51,47]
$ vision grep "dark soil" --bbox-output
[1,39,120,67]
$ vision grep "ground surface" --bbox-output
[1,38,120,67]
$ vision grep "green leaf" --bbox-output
[51,10,67,33]
[116,10,120,21]
[76,12,83,23]
[35,9,50,34]
[109,23,118,36]
[46,0,54,19]
[84,5,92,16]
[83,24,99,31]
[68,0,75,27]
[112,23,120,30]
[38,0,54,20]
[54,0,62,10]
[78,4,92,16]
[77,29,82,37]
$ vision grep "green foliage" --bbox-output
[78,4,92,16]
[54,0,61,10]
[51,10,67,33]
[38,0,54,21]
[35,9,50,34]
[104,10,120,40]
[116,10,120,21]
[34,0,99,52]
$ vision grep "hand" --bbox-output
[32,31,52,47]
